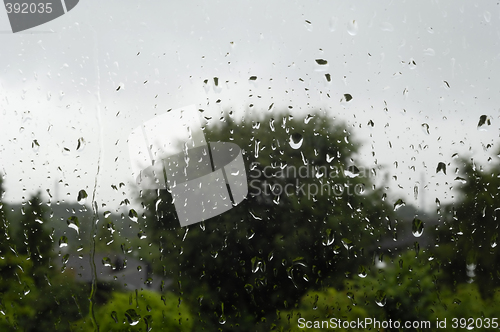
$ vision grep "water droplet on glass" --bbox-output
[75,138,85,152]
[393,199,405,211]
[322,229,334,246]
[23,285,31,295]
[125,309,141,326]
[304,114,314,124]
[343,93,353,102]
[412,218,424,237]
[59,236,68,248]
[347,20,358,36]
[128,209,138,222]
[103,211,111,218]
[304,20,313,31]
[477,115,491,130]
[315,59,328,65]
[341,238,353,250]
[32,139,40,152]
[379,22,393,32]
[422,123,430,135]
[484,11,491,23]
[423,48,435,56]
[67,216,80,234]
[102,257,112,267]
[436,162,447,175]
[77,190,88,205]
[289,133,303,149]
[375,290,387,307]
[358,265,367,278]
[111,311,118,323]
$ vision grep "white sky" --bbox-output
[1,0,499,214]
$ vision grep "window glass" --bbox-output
[1,1,499,330]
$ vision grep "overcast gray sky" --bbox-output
[1,0,499,215]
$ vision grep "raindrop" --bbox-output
[125,309,141,326]
[375,290,387,307]
[289,133,304,149]
[59,236,68,248]
[76,137,86,152]
[477,115,491,130]
[77,190,88,205]
[491,234,497,248]
[343,93,353,102]
[315,59,328,65]
[67,216,80,234]
[421,123,430,135]
[358,265,367,278]
[23,285,31,296]
[269,118,275,131]
[344,165,360,178]
[367,120,374,127]
[379,22,394,32]
[325,73,331,82]
[249,76,257,81]
[128,209,138,222]
[393,199,405,211]
[304,20,313,31]
[347,20,358,36]
[32,139,40,152]
[102,257,112,267]
[304,114,314,124]
[341,238,353,250]
[423,48,435,56]
[111,311,118,323]
[103,211,111,218]
[322,229,334,246]
[436,162,447,175]
[412,218,424,237]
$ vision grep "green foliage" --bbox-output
[436,157,500,296]
[347,250,441,323]
[76,290,193,331]
[139,111,394,330]
[281,287,369,331]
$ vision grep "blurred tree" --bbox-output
[17,192,54,286]
[138,111,394,330]
[435,157,500,297]
[76,289,193,331]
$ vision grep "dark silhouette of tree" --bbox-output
[139,111,394,330]
[436,157,500,297]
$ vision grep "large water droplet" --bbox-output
[412,218,424,237]
[67,216,80,234]
[125,309,141,326]
[436,162,447,175]
[76,137,86,152]
[393,199,405,211]
[375,290,387,307]
[422,123,430,135]
[289,133,303,149]
[111,311,118,323]
[322,229,334,246]
[59,236,68,248]
[347,20,358,36]
[477,115,491,130]
[77,190,88,205]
